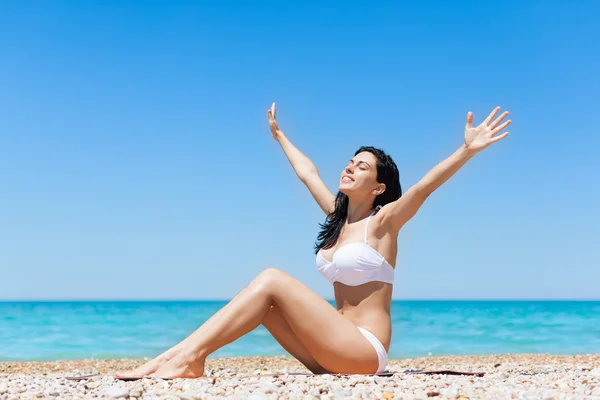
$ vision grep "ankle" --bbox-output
[178,348,207,365]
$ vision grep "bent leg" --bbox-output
[152,268,380,378]
[116,295,328,379]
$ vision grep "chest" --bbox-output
[319,220,371,262]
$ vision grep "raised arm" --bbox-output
[380,107,512,232]
[267,103,336,215]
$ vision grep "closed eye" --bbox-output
[357,161,370,170]
[349,159,370,170]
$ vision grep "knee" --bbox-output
[259,267,286,282]
[253,268,286,291]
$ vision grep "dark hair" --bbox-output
[314,146,402,253]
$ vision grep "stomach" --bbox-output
[333,281,393,351]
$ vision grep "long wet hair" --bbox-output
[314,146,402,253]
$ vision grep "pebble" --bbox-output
[0,355,599,399]
[84,381,99,389]
[104,385,130,398]
[46,386,60,396]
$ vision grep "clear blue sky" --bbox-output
[1,1,598,300]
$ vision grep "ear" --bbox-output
[373,183,386,196]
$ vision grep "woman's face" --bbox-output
[339,151,383,196]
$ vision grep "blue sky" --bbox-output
[1,1,598,300]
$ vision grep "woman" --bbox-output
[116,103,511,379]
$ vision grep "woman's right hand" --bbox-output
[267,102,284,141]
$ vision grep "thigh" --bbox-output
[260,269,381,374]
[262,305,328,374]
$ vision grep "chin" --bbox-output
[339,183,354,195]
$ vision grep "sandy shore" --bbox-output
[1,354,599,399]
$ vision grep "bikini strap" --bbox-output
[364,205,383,243]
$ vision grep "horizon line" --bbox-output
[1,298,599,302]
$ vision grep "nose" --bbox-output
[345,165,354,174]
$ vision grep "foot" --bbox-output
[152,352,205,379]
[115,355,171,379]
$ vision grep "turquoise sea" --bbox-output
[1,301,599,361]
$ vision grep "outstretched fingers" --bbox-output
[267,102,282,135]
[489,111,509,130]
[491,132,510,143]
[484,106,501,126]
[491,119,512,136]
[268,102,277,120]
[490,118,512,143]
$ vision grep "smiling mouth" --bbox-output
[342,176,354,183]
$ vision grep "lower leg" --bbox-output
[115,291,249,378]
[152,276,275,378]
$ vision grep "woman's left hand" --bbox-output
[464,107,512,153]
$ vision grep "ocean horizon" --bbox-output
[1,300,599,362]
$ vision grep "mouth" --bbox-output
[341,175,354,183]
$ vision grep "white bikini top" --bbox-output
[316,206,395,286]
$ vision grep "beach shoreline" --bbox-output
[1,354,599,399]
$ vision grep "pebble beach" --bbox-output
[1,354,599,399]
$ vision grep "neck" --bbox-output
[346,195,375,223]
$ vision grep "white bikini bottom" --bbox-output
[357,327,388,373]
